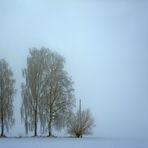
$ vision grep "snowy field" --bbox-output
[0,137,148,148]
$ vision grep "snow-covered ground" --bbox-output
[0,137,148,148]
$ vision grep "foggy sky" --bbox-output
[0,0,148,138]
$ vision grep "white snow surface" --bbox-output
[0,137,148,148]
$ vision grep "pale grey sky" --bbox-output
[0,0,148,138]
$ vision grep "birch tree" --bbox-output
[21,48,50,136]
[0,59,15,137]
[39,51,74,136]
[21,48,75,136]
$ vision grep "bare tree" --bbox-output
[39,51,75,136]
[67,108,94,138]
[21,48,50,136]
[21,48,75,136]
[0,59,15,137]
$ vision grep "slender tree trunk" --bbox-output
[48,123,51,137]
[25,120,28,135]
[48,93,52,137]
[48,114,52,136]
[34,98,38,136]
[1,105,4,137]
[48,107,52,137]
[0,82,4,137]
[34,109,37,136]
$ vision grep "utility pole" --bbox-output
[79,99,82,138]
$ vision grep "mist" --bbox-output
[0,0,148,139]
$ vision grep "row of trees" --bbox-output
[0,48,94,138]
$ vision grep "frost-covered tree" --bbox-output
[39,51,74,136]
[21,48,75,136]
[0,59,15,137]
[21,48,50,136]
[67,108,94,138]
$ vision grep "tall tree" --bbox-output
[21,48,50,136]
[39,51,74,136]
[0,59,15,137]
[21,48,75,136]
